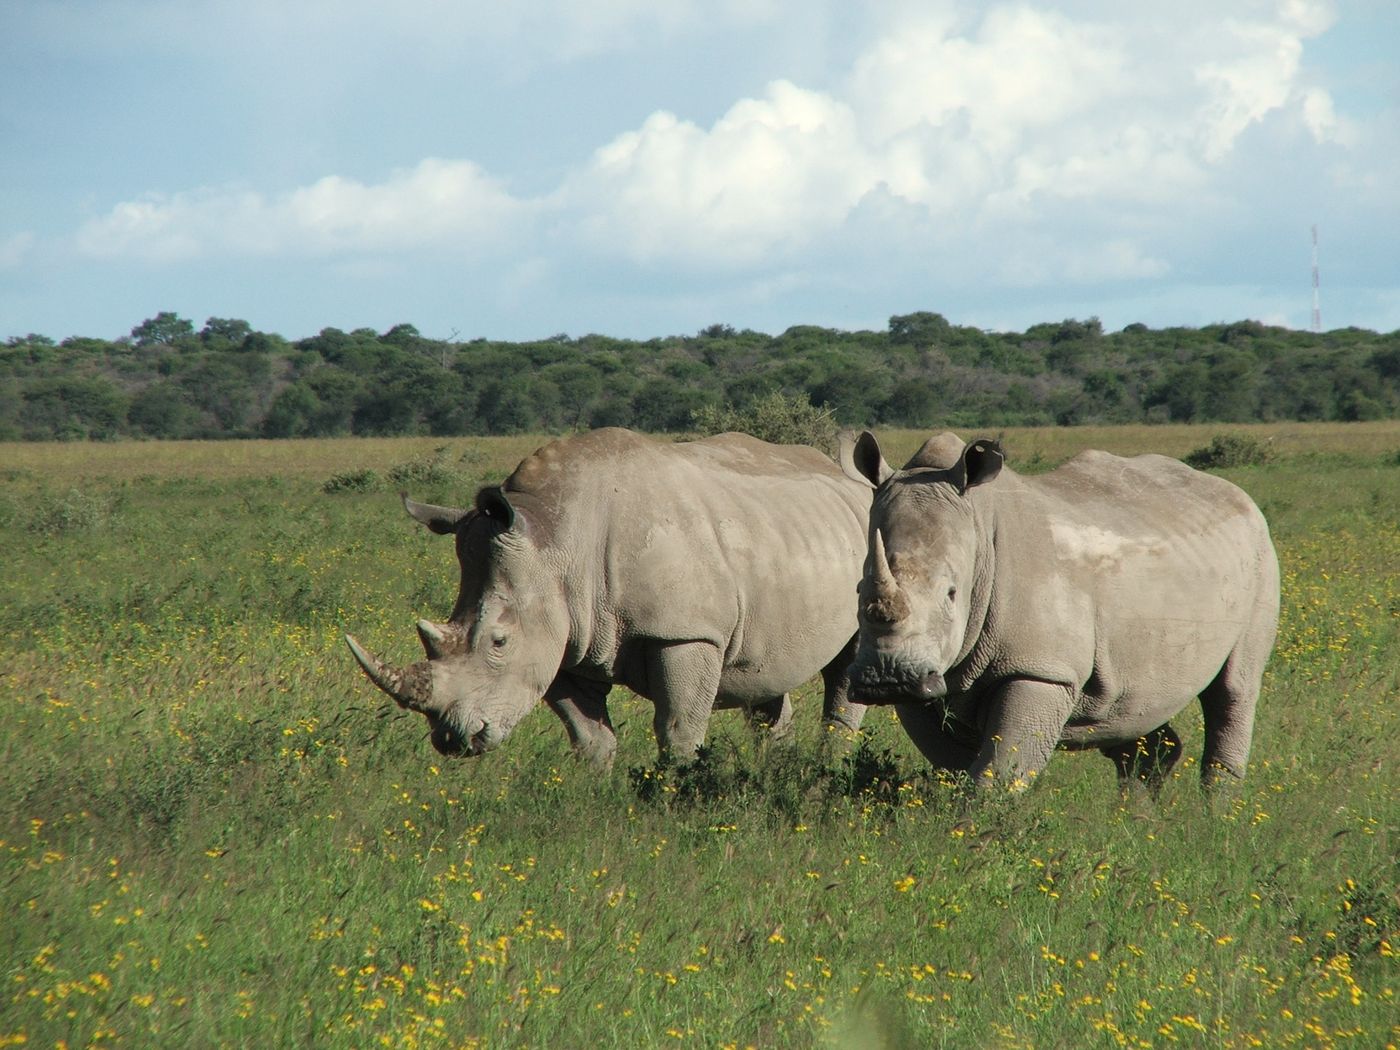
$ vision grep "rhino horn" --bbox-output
[865,530,911,624]
[345,634,433,712]
[416,618,449,659]
[871,529,899,600]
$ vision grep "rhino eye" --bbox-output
[947,586,957,601]
[491,634,508,649]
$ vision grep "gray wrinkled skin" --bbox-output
[347,428,871,766]
[844,431,1280,792]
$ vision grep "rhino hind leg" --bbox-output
[1198,653,1265,787]
[820,635,867,733]
[1198,571,1278,787]
[746,694,795,742]
[1100,723,1182,795]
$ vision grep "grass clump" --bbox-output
[322,468,380,494]
[692,391,839,456]
[1183,432,1277,469]
[385,444,487,491]
[26,487,117,532]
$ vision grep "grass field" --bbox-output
[3,423,1397,1049]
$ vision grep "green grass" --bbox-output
[2,426,1397,1049]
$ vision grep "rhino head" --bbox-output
[346,487,568,757]
[841,431,1003,703]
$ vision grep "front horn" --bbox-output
[345,635,433,712]
[871,530,900,602]
[864,530,911,624]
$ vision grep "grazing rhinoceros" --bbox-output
[842,431,1280,791]
[346,427,871,766]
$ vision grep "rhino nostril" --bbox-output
[915,671,946,699]
[431,725,466,756]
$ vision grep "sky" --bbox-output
[2,0,1398,344]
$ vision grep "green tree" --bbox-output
[542,363,605,428]
[131,312,195,349]
[631,378,708,432]
[262,383,318,438]
[127,381,198,438]
[888,312,952,346]
[21,377,128,439]
[199,317,253,348]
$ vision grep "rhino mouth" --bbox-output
[849,656,947,703]
[430,716,495,758]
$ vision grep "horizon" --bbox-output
[11,311,1397,349]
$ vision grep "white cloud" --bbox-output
[75,159,532,262]
[0,232,34,270]
[563,80,880,265]
[1193,19,1306,160]
[62,0,1362,301]
[552,0,1349,286]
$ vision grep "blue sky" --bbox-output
[3,0,1398,343]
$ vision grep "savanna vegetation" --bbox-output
[3,422,1396,1048]
[4,311,1400,442]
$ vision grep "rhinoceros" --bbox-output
[346,427,871,765]
[842,431,1280,791]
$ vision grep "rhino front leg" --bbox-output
[971,679,1076,790]
[746,694,795,742]
[895,704,977,772]
[820,635,866,733]
[543,675,617,769]
[646,640,723,764]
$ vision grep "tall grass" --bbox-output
[2,425,1396,1048]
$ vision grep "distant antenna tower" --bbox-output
[1311,224,1322,333]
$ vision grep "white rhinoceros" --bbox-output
[347,427,871,765]
[842,431,1280,791]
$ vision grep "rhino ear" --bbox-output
[842,430,894,488]
[402,493,470,535]
[955,439,1005,494]
[475,486,518,530]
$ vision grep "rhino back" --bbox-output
[971,451,1277,722]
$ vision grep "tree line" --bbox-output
[3,311,1398,442]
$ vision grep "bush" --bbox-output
[322,468,380,494]
[386,446,461,488]
[28,488,115,533]
[384,445,485,491]
[1183,433,1277,470]
[691,391,839,455]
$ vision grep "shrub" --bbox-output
[1183,433,1277,470]
[322,468,380,494]
[691,391,839,455]
[386,446,463,488]
[28,488,114,533]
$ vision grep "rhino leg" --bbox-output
[746,694,795,742]
[646,640,723,764]
[544,675,617,769]
[1100,723,1182,795]
[971,678,1076,790]
[1198,659,1262,787]
[820,635,866,733]
[1200,561,1278,787]
[895,704,977,772]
